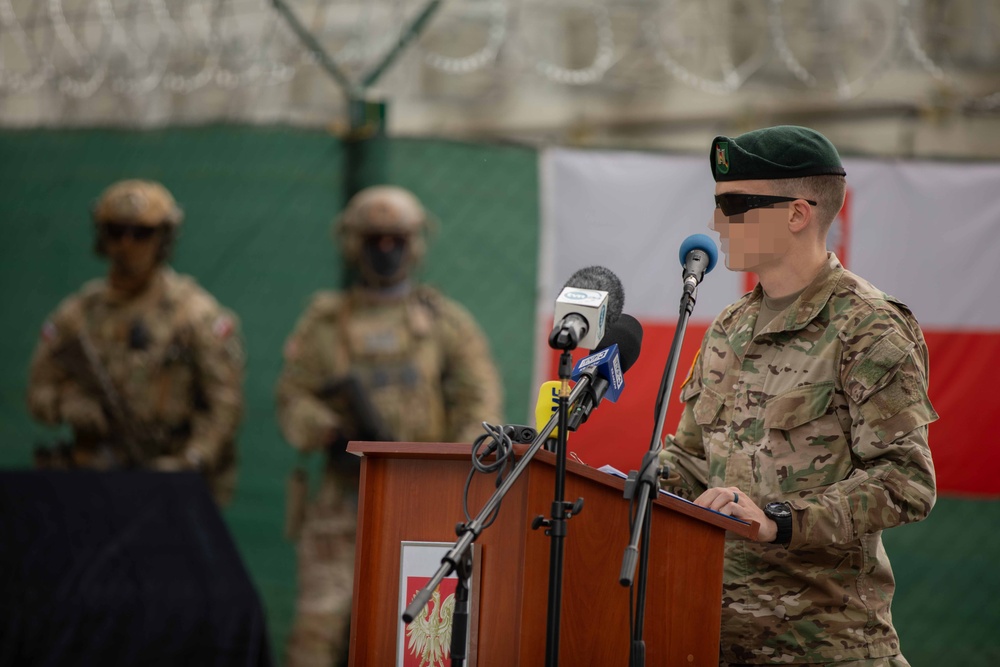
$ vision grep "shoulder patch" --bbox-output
[212,315,235,339]
[678,349,705,403]
[41,320,59,342]
[680,349,700,392]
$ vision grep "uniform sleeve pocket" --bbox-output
[693,386,725,426]
[763,382,835,431]
[846,330,914,404]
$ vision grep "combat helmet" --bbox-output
[334,185,430,286]
[93,179,184,227]
[92,179,184,259]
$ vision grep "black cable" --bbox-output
[463,422,515,529]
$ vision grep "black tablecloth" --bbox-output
[0,471,273,667]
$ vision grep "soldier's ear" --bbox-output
[788,199,812,234]
[157,225,178,262]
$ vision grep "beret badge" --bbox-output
[715,141,730,175]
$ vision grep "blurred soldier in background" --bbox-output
[26,179,245,505]
[276,185,504,667]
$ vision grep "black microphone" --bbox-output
[679,234,719,296]
[568,314,644,430]
[549,266,625,350]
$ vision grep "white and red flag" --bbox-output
[537,148,1000,497]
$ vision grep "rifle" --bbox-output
[285,374,394,541]
[319,374,395,452]
[33,440,74,469]
[50,329,154,467]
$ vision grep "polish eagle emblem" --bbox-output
[406,586,456,667]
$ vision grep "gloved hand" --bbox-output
[284,398,340,453]
[149,455,195,472]
[60,393,109,435]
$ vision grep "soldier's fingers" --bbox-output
[714,488,735,513]
[693,489,716,508]
[695,487,738,513]
[716,487,745,514]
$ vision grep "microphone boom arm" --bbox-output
[401,376,594,625]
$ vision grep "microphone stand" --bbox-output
[619,283,700,667]
[448,550,473,667]
[533,349,582,667]
[401,377,594,664]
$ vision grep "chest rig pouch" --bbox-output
[338,294,447,442]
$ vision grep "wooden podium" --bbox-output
[347,442,757,667]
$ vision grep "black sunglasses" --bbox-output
[103,223,159,241]
[715,193,817,217]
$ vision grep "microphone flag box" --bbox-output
[571,343,625,402]
[553,287,608,349]
[535,380,563,438]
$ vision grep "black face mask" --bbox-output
[360,235,408,283]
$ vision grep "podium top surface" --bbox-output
[346,441,758,540]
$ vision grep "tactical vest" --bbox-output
[325,287,449,444]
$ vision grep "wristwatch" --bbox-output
[763,502,792,545]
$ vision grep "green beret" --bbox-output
[711,125,846,182]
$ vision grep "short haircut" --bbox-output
[767,175,847,237]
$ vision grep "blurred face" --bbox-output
[358,233,410,287]
[710,183,794,273]
[102,222,163,281]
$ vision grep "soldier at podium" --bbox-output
[276,185,504,667]
[659,126,937,667]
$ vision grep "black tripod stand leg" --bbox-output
[450,550,473,666]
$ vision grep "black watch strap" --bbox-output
[772,514,792,545]
[765,502,793,545]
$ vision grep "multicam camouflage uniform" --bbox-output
[661,254,937,665]
[26,180,244,505]
[276,186,504,667]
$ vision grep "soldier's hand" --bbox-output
[149,455,194,472]
[694,486,774,543]
[280,400,340,453]
[59,394,108,435]
[323,426,342,449]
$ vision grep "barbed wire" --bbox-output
[0,0,997,110]
[641,0,770,95]
[769,0,904,100]
[418,0,507,75]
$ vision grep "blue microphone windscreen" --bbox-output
[678,234,719,274]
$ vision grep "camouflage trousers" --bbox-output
[721,656,911,667]
[286,476,358,667]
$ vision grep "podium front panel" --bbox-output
[348,443,727,667]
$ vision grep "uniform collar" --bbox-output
[772,253,841,333]
[349,280,414,306]
[103,266,170,305]
[726,253,843,359]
